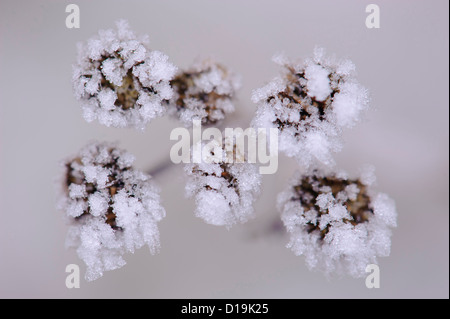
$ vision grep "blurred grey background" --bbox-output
[0,0,448,298]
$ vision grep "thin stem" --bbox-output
[146,118,237,176]
[146,158,175,177]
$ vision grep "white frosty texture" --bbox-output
[251,48,369,168]
[278,167,397,277]
[72,20,177,129]
[167,59,241,126]
[60,142,165,281]
[184,139,261,228]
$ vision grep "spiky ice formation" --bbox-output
[278,167,397,277]
[167,59,240,126]
[185,137,261,228]
[252,48,369,168]
[59,141,165,281]
[72,20,177,129]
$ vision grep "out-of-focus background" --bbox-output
[0,0,448,298]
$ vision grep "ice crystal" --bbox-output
[72,20,177,129]
[59,141,165,281]
[278,167,397,277]
[185,137,261,228]
[167,59,241,126]
[252,48,369,168]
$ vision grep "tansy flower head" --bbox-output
[72,20,177,129]
[252,48,369,168]
[60,141,165,281]
[278,167,397,277]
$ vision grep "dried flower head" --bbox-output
[185,137,261,228]
[59,141,165,281]
[167,59,241,126]
[278,167,397,277]
[252,48,369,168]
[72,20,177,129]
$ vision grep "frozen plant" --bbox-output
[61,19,397,281]
[59,141,165,281]
[278,167,397,277]
[72,20,177,129]
[167,59,241,127]
[251,48,369,168]
[184,137,261,228]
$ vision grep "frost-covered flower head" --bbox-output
[278,167,397,277]
[73,20,177,129]
[167,59,241,126]
[185,136,261,228]
[59,141,165,281]
[252,48,369,168]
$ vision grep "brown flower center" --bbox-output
[170,66,232,125]
[268,67,340,132]
[100,69,139,110]
[292,174,373,239]
[83,52,150,111]
[65,150,131,231]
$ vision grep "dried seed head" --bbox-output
[64,144,130,229]
[252,48,369,168]
[167,59,241,126]
[291,172,373,239]
[185,138,261,228]
[73,20,177,129]
[60,141,165,281]
[278,167,397,277]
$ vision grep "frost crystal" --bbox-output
[185,138,261,228]
[278,167,397,277]
[60,142,165,281]
[167,59,241,126]
[252,48,369,168]
[72,20,177,129]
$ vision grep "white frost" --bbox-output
[252,48,369,169]
[72,20,177,129]
[278,168,397,277]
[167,59,241,126]
[60,141,165,281]
[184,138,261,228]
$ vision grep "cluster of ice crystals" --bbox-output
[72,20,177,129]
[278,167,397,277]
[252,48,369,168]
[167,59,241,126]
[184,138,261,228]
[60,141,165,281]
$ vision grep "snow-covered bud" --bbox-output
[72,20,177,129]
[185,137,261,228]
[278,167,397,277]
[59,141,165,281]
[252,48,369,168]
[167,59,241,126]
